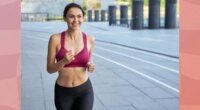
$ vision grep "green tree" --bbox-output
[82,0,87,10]
[96,2,101,9]
[68,0,75,3]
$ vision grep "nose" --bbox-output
[74,17,78,22]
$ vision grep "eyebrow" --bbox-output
[68,14,83,16]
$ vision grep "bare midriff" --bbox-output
[56,67,88,87]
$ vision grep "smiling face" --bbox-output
[64,7,84,30]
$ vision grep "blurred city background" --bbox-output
[21,0,179,28]
[21,0,179,110]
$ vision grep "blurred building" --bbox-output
[21,0,115,16]
[21,0,72,16]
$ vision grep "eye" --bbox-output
[68,15,75,18]
[78,15,82,18]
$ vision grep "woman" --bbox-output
[47,3,95,110]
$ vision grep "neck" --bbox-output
[66,29,81,40]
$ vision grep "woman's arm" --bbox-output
[87,35,95,73]
[46,34,66,74]
[88,35,95,62]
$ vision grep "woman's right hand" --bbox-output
[62,50,75,64]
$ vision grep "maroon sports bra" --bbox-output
[56,31,89,67]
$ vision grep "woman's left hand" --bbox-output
[87,62,95,73]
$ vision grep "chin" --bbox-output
[71,27,80,30]
[70,26,81,30]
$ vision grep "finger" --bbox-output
[89,69,95,72]
[88,65,95,68]
[66,54,74,60]
[67,52,73,57]
[69,56,75,61]
[89,69,94,73]
[89,65,95,69]
[88,63,95,67]
[67,54,73,59]
[70,56,75,61]
[67,50,73,55]
[88,67,95,71]
[89,68,94,71]
[90,64,95,67]
[87,62,91,66]
[67,52,74,57]
[90,62,95,65]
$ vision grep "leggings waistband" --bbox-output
[55,78,92,90]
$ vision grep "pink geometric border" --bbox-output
[180,0,200,110]
[0,0,20,110]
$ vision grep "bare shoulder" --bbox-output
[86,34,95,45]
[49,33,61,45]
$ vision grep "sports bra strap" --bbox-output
[83,32,87,49]
[61,32,65,48]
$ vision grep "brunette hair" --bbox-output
[63,3,85,19]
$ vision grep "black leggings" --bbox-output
[54,79,94,110]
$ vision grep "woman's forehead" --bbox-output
[67,7,83,15]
